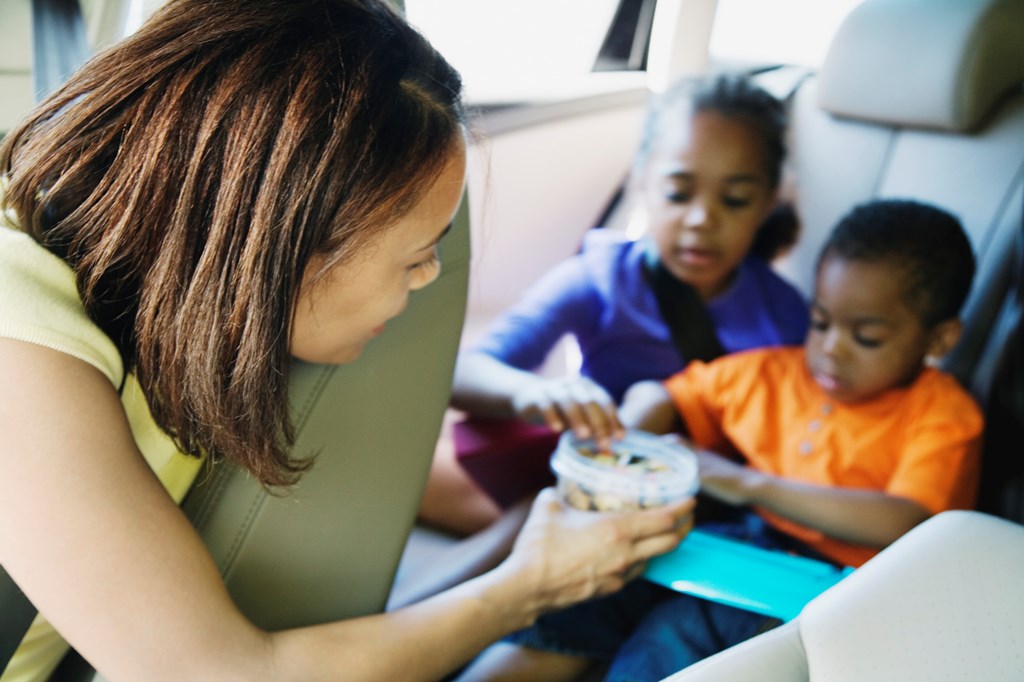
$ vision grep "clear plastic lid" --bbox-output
[551,429,699,511]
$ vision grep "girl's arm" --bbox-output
[450,350,544,417]
[450,256,625,444]
[451,351,623,445]
[0,338,692,682]
[696,450,930,548]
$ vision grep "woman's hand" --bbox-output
[510,376,624,447]
[501,489,694,620]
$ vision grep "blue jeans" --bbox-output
[604,592,775,682]
[506,513,812,681]
[506,581,773,681]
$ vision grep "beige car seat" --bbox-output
[660,509,1024,682]
[663,0,1024,678]
[181,196,470,630]
[779,0,1024,514]
[777,0,1024,299]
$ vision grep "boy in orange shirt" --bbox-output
[625,198,983,568]
[466,198,983,682]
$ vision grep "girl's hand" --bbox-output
[694,449,767,505]
[503,489,694,618]
[511,376,624,448]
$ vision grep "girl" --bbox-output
[422,74,810,535]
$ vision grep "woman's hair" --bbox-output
[636,72,797,261]
[0,0,465,487]
[817,199,976,327]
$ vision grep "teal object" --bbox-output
[643,529,855,621]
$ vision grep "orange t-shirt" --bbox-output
[664,346,983,567]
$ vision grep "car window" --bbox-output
[710,0,865,67]
[406,0,867,107]
[405,0,627,104]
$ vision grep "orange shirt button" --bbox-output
[808,419,821,432]
[799,440,813,455]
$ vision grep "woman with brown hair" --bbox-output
[0,1,693,680]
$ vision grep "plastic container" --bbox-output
[551,429,699,511]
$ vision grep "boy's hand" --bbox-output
[695,449,767,505]
[619,380,678,434]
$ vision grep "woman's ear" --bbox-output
[925,318,963,363]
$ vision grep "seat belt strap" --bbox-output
[0,567,36,675]
[642,247,725,364]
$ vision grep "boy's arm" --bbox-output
[697,450,930,548]
[619,380,681,434]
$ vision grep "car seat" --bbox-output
[179,195,470,631]
[776,0,1024,300]
[774,0,1024,519]
[661,0,1024,677]
[659,509,1024,682]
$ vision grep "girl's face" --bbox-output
[645,110,777,300]
[805,256,958,404]
[290,142,466,365]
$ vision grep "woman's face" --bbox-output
[290,142,466,364]
[645,110,777,300]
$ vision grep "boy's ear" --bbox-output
[925,318,963,362]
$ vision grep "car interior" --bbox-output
[1,0,1022,680]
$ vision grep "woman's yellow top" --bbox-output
[0,219,204,681]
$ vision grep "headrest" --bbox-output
[817,0,1024,132]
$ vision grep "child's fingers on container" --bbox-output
[512,380,567,429]
[554,380,606,436]
[575,402,622,446]
[517,394,565,432]
[538,404,568,432]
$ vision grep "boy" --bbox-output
[460,199,984,682]
[625,197,981,565]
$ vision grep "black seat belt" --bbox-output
[642,248,725,363]
[0,566,38,676]
[2,1,90,675]
[642,247,740,526]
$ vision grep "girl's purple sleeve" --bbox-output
[471,255,603,371]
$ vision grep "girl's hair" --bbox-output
[0,0,465,487]
[636,72,797,261]
[817,199,976,327]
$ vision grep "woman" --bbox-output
[0,1,693,680]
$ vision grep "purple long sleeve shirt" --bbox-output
[472,231,810,402]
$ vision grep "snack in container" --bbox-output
[550,429,699,512]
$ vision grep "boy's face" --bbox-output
[805,256,956,404]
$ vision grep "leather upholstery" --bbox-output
[182,196,470,629]
[817,0,1024,132]
[662,511,1024,681]
[663,2,1024,678]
